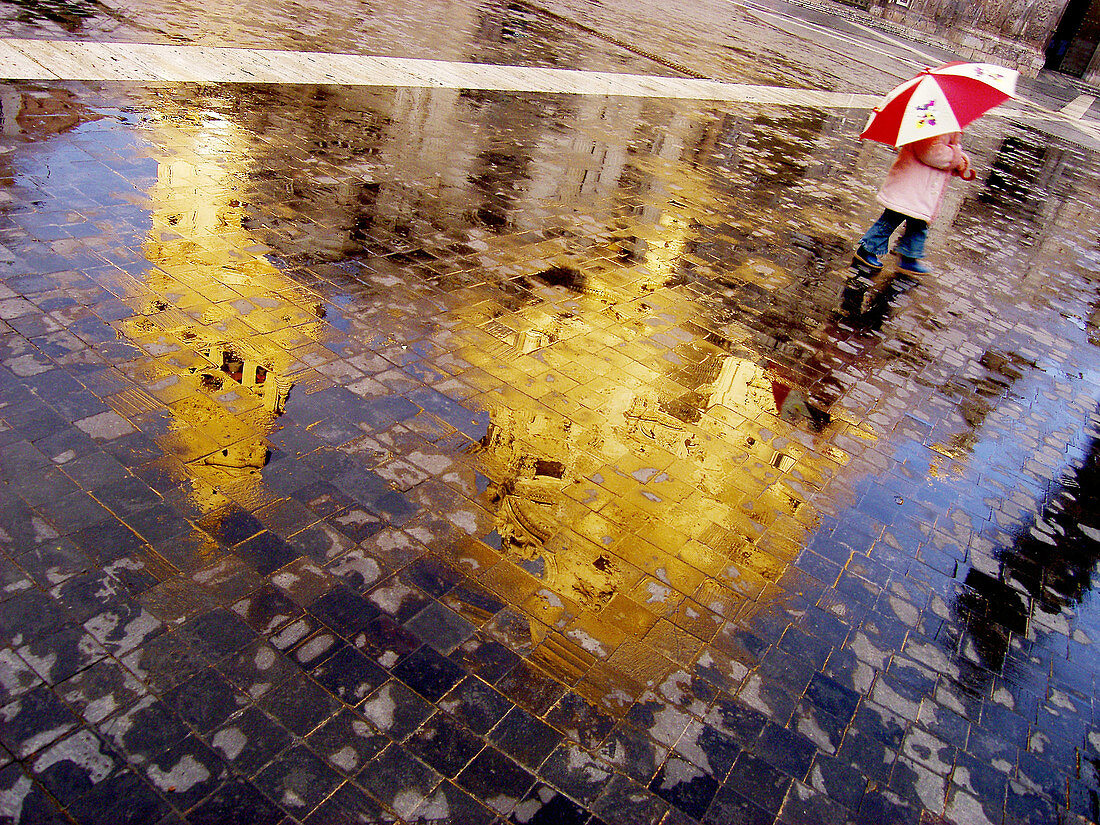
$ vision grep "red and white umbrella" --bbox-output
[860,62,1019,147]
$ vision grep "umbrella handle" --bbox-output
[954,168,976,181]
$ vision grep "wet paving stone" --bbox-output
[305,708,390,775]
[209,705,293,776]
[254,742,343,818]
[0,5,1098,822]
[356,742,442,819]
[0,685,80,758]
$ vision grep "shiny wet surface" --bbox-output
[0,6,1099,825]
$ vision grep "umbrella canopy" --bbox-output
[860,62,1018,147]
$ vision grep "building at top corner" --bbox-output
[836,0,1100,83]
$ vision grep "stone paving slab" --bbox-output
[0,1,1097,825]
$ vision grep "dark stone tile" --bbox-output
[178,606,257,660]
[489,706,563,771]
[456,746,535,816]
[540,742,615,806]
[198,505,264,547]
[0,762,72,824]
[437,676,513,736]
[28,727,125,807]
[290,521,355,564]
[807,752,868,811]
[310,585,382,637]
[235,531,301,576]
[51,570,128,624]
[0,685,79,758]
[778,779,852,825]
[728,751,793,814]
[359,679,435,740]
[495,659,565,716]
[836,726,898,785]
[57,657,148,724]
[311,645,389,705]
[187,776,285,825]
[0,557,33,602]
[255,497,320,537]
[951,749,1008,802]
[852,700,908,750]
[326,546,388,594]
[626,692,694,749]
[162,667,248,732]
[121,631,208,692]
[328,505,386,543]
[188,557,264,606]
[403,556,464,598]
[17,625,107,685]
[751,722,817,780]
[703,785,774,825]
[66,768,174,825]
[271,557,333,606]
[302,780,395,825]
[405,711,485,777]
[404,599,476,655]
[101,696,193,766]
[83,599,165,656]
[0,648,43,705]
[413,779,496,825]
[449,634,521,684]
[440,580,505,626]
[597,722,668,786]
[305,708,390,775]
[356,742,442,819]
[509,782,588,825]
[703,694,769,746]
[151,530,227,574]
[368,575,431,623]
[354,613,420,668]
[0,589,70,648]
[141,734,227,811]
[233,584,304,634]
[210,705,293,776]
[290,630,345,670]
[258,672,341,736]
[393,644,465,703]
[268,615,324,652]
[673,720,741,784]
[805,672,861,723]
[649,754,720,820]
[15,538,91,587]
[591,773,669,825]
[254,743,343,818]
[217,639,298,700]
[290,481,355,519]
[121,502,193,546]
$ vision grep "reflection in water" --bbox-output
[463,255,869,686]
[119,110,305,497]
[958,425,1100,672]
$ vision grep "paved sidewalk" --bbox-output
[0,2,1098,825]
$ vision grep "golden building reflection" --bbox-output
[457,249,875,698]
[118,111,307,499]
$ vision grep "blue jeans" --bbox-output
[859,208,927,259]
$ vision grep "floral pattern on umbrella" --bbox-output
[861,61,1019,147]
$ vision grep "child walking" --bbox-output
[854,131,971,275]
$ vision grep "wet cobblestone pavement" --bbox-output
[1,2,1100,824]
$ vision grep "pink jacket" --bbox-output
[877,133,969,221]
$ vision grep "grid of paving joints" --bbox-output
[0,51,1096,825]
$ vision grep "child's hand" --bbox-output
[953,151,975,180]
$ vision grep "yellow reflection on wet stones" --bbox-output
[119,111,305,499]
